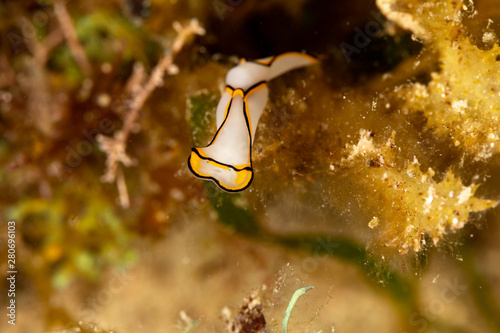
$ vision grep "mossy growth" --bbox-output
[8,174,136,289]
[240,0,500,260]
[341,129,499,253]
[379,0,500,160]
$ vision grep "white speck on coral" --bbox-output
[369,216,379,228]
[405,224,415,235]
[482,31,496,44]
[347,129,375,160]
[451,99,467,114]
[475,144,493,161]
[413,83,429,98]
[424,185,436,213]
[458,187,472,204]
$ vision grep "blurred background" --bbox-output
[1,0,500,332]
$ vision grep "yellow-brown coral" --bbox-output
[342,130,498,253]
[380,0,500,160]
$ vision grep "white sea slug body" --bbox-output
[188,52,317,192]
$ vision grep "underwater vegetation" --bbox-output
[1,0,500,332]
